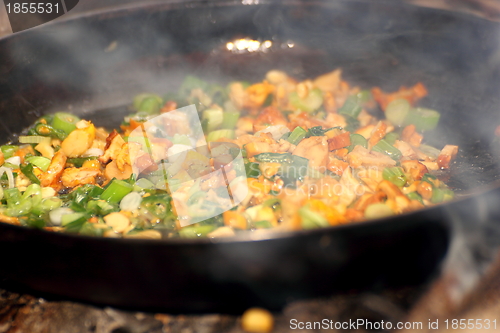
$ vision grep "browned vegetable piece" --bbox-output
[293,136,328,169]
[368,121,387,148]
[401,160,428,181]
[437,145,459,169]
[372,82,428,111]
[39,151,67,189]
[328,132,351,151]
[253,106,288,132]
[104,160,133,181]
[61,167,101,188]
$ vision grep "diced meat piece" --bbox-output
[437,145,459,169]
[328,132,351,151]
[39,151,67,188]
[253,106,288,132]
[372,82,428,111]
[61,122,96,158]
[346,145,396,168]
[393,140,418,159]
[293,136,329,170]
[401,124,423,147]
[368,121,387,148]
[61,167,101,188]
[313,69,342,92]
[104,160,133,181]
[401,160,428,181]
[355,124,375,139]
[327,158,349,176]
[245,82,275,110]
[99,132,126,164]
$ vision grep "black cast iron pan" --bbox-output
[0,0,500,313]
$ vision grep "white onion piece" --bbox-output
[255,125,290,141]
[49,208,74,226]
[5,156,21,166]
[120,192,142,211]
[167,144,191,163]
[0,167,15,189]
[83,148,104,157]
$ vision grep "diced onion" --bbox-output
[0,167,15,189]
[167,144,191,163]
[5,156,21,167]
[18,136,51,144]
[120,192,142,211]
[255,125,290,141]
[49,207,74,226]
[83,148,104,157]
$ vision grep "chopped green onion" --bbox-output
[221,111,240,129]
[35,123,67,140]
[51,112,81,135]
[1,145,18,159]
[206,129,235,142]
[344,115,360,133]
[22,184,42,207]
[20,163,40,185]
[66,156,98,168]
[287,126,307,145]
[141,194,171,219]
[178,75,209,98]
[245,162,261,178]
[255,152,292,164]
[100,179,133,204]
[18,136,51,144]
[254,220,273,229]
[289,88,323,113]
[69,201,86,212]
[421,173,438,186]
[299,206,329,229]
[407,192,424,204]
[120,192,142,211]
[431,188,454,204]
[203,109,224,132]
[178,225,217,238]
[133,94,163,114]
[39,197,62,211]
[62,212,89,232]
[26,215,46,229]
[347,134,368,152]
[134,178,155,190]
[357,90,373,103]
[79,222,105,237]
[279,155,310,186]
[419,144,441,159]
[364,203,394,219]
[25,156,51,172]
[6,200,32,217]
[339,95,362,118]
[172,134,191,146]
[306,126,328,137]
[404,107,440,131]
[382,167,407,187]
[384,132,400,145]
[372,139,402,161]
[385,99,410,127]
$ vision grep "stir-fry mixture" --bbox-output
[0,69,458,239]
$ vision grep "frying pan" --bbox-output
[0,0,500,313]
